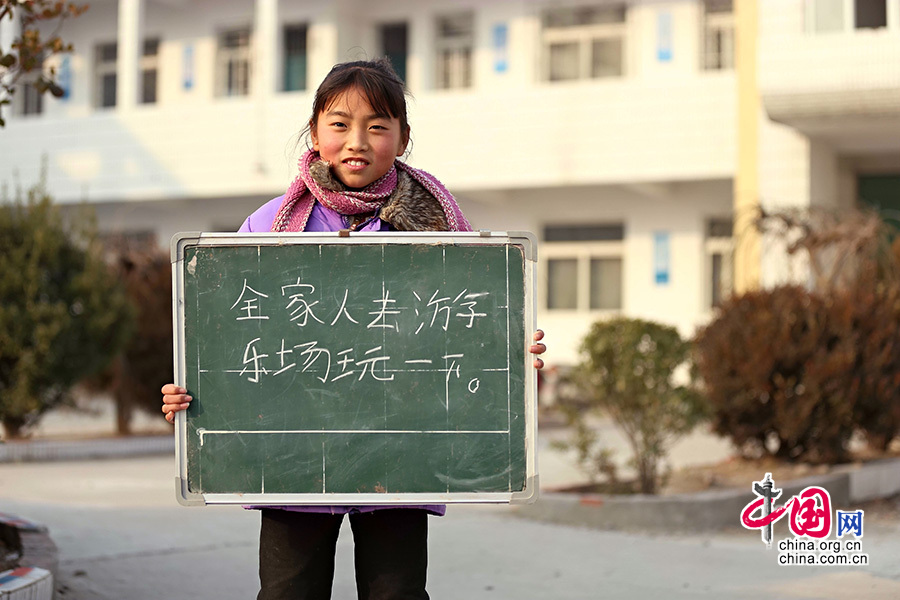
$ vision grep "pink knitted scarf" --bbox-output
[272,150,471,232]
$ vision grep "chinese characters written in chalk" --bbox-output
[230,277,487,332]
[227,278,490,387]
[237,337,478,395]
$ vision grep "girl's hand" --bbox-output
[161,383,192,424]
[530,329,546,370]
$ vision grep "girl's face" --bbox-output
[311,87,409,190]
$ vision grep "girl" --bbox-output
[162,58,546,600]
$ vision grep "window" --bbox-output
[855,0,887,28]
[547,258,578,309]
[99,230,158,254]
[810,0,845,31]
[808,0,887,32]
[701,0,734,71]
[95,42,117,108]
[544,224,624,311]
[216,28,251,97]
[19,82,43,116]
[435,13,474,89]
[141,38,159,104]
[590,257,622,310]
[283,25,308,91]
[706,218,733,308]
[545,223,625,242]
[541,4,626,81]
[380,23,408,82]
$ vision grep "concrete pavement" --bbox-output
[3,455,900,600]
[4,399,900,598]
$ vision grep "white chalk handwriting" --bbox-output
[226,281,493,388]
[230,280,488,332]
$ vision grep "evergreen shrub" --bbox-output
[0,182,132,438]
[564,317,706,494]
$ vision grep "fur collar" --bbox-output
[309,160,449,231]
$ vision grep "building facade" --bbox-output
[1,0,896,364]
[756,0,900,286]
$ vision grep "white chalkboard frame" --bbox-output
[171,230,539,507]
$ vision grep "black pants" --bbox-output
[257,508,430,600]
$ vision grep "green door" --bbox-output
[859,175,900,233]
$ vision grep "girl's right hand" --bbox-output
[161,383,192,424]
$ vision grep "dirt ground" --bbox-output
[541,404,900,517]
[661,449,900,524]
[664,443,900,494]
[664,455,836,495]
[551,434,900,523]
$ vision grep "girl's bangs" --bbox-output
[357,78,403,120]
[321,68,405,122]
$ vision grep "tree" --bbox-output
[85,241,173,434]
[573,317,707,494]
[695,286,857,463]
[695,207,900,462]
[0,1,89,127]
[0,178,132,439]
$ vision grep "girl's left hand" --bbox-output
[530,329,546,370]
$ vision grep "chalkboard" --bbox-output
[171,231,538,506]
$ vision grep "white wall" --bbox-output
[760,0,900,131]
[631,1,703,80]
[461,179,731,364]
[82,194,262,247]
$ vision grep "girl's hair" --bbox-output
[307,57,410,135]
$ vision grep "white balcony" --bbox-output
[759,1,900,152]
[412,74,736,192]
[0,74,736,205]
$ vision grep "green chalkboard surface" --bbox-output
[171,231,537,506]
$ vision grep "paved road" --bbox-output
[3,456,900,599]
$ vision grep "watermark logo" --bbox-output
[836,509,863,538]
[740,473,869,566]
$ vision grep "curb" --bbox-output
[0,435,174,463]
[514,457,900,533]
[0,514,56,600]
[0,567,54,600]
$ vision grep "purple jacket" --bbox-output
[239,196,393,234]
[240,196,445,516]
